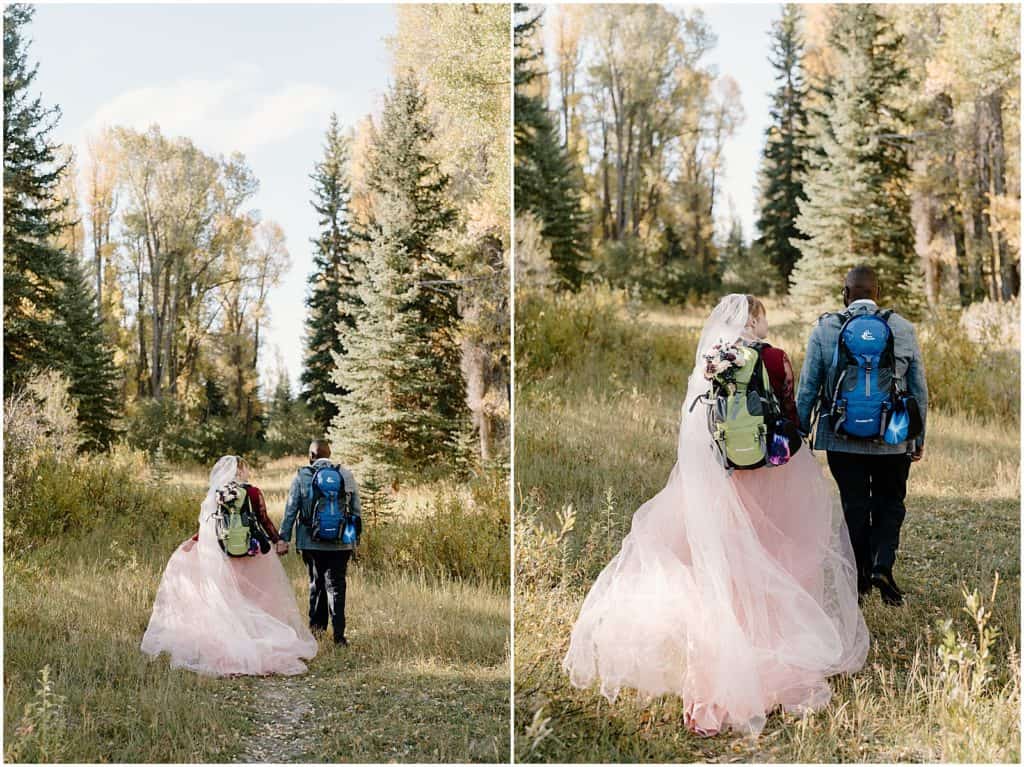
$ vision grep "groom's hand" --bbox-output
[276,540,290,555]
[911,445,925,463]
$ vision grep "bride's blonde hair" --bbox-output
[746,295,766,321]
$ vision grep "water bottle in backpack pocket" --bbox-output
[827,311,896,439]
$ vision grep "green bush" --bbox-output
[4,443,196,558]
[519,288,1018,424]
[124,398,266,464]
[920,309,1020,422]
[360,472,509,588]
[516,285,698,386]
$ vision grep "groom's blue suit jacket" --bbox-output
[796,299,928,455]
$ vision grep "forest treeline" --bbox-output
[515,3,1020,312]
[3,4,509,480]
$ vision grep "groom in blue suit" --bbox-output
[796,266,929,606]
[279,439,361,645]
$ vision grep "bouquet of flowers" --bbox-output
[216,480,243,508]
[703,341,745,384]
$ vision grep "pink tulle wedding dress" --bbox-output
[141,456,317,676]
[563,295,869,736]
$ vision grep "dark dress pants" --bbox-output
[301,549,352,641]
[826,451,912,583]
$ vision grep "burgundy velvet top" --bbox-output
[760,345,798,424]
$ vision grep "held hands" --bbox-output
[911,445,925,463]
[275,540,290,555]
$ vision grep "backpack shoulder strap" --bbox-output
[830,310,856,369]
[876,309,897,363]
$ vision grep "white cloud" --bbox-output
[83,77,334,155]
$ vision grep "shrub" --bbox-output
[360,472,509,587]
[515,490,576,592]
[4,444,196,558]
[919,308,1020,421]
[644,259,723,306]
[516,285,699,386]
[4,371,81,471]
[124,399,263,464]
[515,211,555,290]
[960,298,1020,348]
[5,666,67,763]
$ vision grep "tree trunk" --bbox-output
[974,96,999,301]
[984,90,1015,300]
[600,120,611,241]
[92,205,103,317]
[957,107,986,303]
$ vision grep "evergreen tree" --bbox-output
[59,256,121,450]
[4,4,72,395]
[301,113,360,431]
[791,5,923,315]
[514,4,588,290]
[756,4,810,290]
[266,369,314,456]
[4,5,121,447]
[202,378,230,420]
[328,73,467,474]
[721,217,778,297]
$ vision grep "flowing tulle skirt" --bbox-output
[563,448,869,736]
[141,539,318,676]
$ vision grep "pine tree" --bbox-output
[791,5,923,315]
[4,5,121,447]
[4,4,73,395]
[756,4,810,290]
[58,256,121,450]
[514,4,588,290]
[328,73,467,474]
[301,113,361,431]
[721,217,778,297]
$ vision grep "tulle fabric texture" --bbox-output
[141,456,317,676]
[563,294,869,736]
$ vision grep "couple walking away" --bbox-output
[141,440,362,676]
[564,266,929,736]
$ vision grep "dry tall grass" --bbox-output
[514,286,1020,763]
[4,447,509,762]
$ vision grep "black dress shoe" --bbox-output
[871,569,904,606]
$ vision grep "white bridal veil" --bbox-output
[141,456,317,676]
[563,294,869,735]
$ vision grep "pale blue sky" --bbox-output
[28,3,778,396]
[30,3,396,391]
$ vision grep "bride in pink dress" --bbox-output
[563,294,869,736]
[141,455,317,675]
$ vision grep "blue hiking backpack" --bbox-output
[825,310,897,439]
[309,464,359,544]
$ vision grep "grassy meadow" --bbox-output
[514,286,1020,763]
[4,452,509,763]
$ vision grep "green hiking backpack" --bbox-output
[695,342,781,471]
[215,481,254,557]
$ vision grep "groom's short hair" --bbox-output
[309,439,331,461]
[844,265,879,302]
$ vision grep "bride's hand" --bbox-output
[275,540,290,555]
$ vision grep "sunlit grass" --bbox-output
[5,455,510,763]
[514,290,1020,763]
